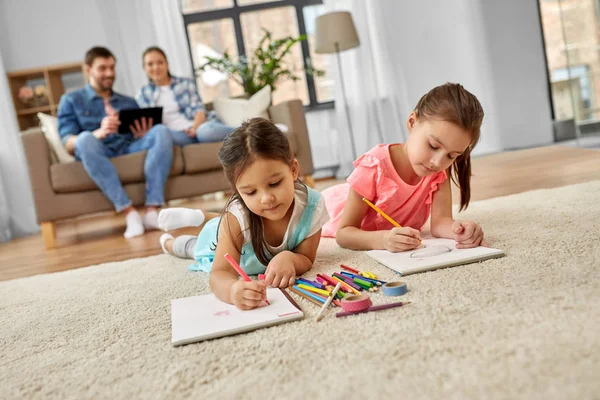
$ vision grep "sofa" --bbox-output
[22,99,315,249]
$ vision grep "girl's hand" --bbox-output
[264,252,297,288]
[230,280,267,310]
[383,227,422,252]
[452,220,488,249]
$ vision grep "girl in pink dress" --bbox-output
[322,83,488,252]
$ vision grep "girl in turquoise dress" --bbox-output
[158,118,330,310]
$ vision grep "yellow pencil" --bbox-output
[362,198,402,228]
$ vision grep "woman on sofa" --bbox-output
[136,46,234,146]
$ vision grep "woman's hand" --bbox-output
[229,280,267,310]
[264,252,297,288]
[383,227,422,252]
[452,220,488,248]
[184,124,198,138]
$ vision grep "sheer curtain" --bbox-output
[323,0,411,177]
[95,0,192,96]
[0,50,38,242]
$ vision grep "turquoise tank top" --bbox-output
[190,186,320,274]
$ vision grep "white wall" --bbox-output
[376,0,553,155]
[0,0,107,71]
[479,0,554,150]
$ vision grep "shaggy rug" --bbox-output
[1,181,599,399]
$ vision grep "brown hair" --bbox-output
[141,46,171,82]
[85,46,115,66]
[216,117,295,266]
[413,82,484,211]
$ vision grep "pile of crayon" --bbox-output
[288,264,388,307]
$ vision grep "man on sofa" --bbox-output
[57,46,173,238]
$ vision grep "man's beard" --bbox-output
[97,78,114,91]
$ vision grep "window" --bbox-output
[539,0,600,123]
[181,0,332,109]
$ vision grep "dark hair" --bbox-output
[413,82,484,211]
[142,46,171,82]
[216,117,295,266]
[85,46,115,66]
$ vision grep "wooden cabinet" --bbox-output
[6,62,86,130]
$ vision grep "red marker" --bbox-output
[224,253,270,305]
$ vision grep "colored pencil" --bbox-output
[316,283,342,322]
[340,264,360,274]
[297,278,326,290]
[317,274,352,293]
[297,284,331,297]
[331,276,361,295]
[360,271,378,280]
[224,253,269,305]
[292,286,326,304]
[292,286,342,307]
[362,198,401,228]
[353,277,374,288]
[289,287,323,307]
[340,271,385,286]
[336,301,411,318]
[332,273,363,291]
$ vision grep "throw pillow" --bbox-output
[37,113,75,163]
[213,85,271,127]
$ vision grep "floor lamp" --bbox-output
[314,11,361,160]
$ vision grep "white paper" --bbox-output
[366,238,504,275]
[171,287,303,346]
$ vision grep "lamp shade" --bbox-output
[314,11,360,54]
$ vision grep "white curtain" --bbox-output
[0,50,38,242]
[95,0,193,96]
[323,0,411,178]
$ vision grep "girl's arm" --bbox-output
[430,177,487,248]
[264,230,322,288]
[210,212,267,309]
[430,177,455,239]
[336,188,421,251]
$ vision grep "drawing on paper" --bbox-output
[410,245,452,258]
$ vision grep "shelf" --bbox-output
[8,62,84,130]
[17,105,53,116]
[7,62,83,78]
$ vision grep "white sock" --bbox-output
[158,208,206,231]
[159,233,174,254]
[143,210,159,231]
[124,210,145,239]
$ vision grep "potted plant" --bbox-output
[197,29,324,97]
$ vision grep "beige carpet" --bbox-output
[1,181,600,400]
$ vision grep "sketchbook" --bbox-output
[171,288,303,346]
[366,238,505,276]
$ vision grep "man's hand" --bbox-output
[93,115,120,140]
[130,117,154,139]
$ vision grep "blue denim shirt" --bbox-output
[136,76,216,121]
[57,83,139,150]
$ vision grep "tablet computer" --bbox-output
[118,107,163,134]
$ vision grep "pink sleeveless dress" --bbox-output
[321,144,447,237]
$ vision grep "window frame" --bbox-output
[181,0,334,111]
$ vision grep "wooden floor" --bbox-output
[1,145,598,282]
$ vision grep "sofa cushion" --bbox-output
[182,142,223,174]
[51,147,184,193]
[182,133,298,174]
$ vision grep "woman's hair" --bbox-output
[216,117,295,266]
[141,46,171,82]
[413,82,484,211]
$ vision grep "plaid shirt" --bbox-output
[136,76,216,121]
